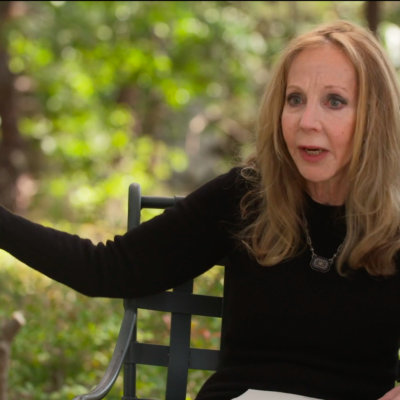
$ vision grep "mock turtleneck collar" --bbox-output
[304,191,346,218]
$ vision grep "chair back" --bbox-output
[122,183,229,400]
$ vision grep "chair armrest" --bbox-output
[73,308,137,400]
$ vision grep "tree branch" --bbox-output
[0,312,25,400]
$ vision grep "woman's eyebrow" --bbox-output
[286,85,302,92]
[286,84,349,94]
[324,85,349,93]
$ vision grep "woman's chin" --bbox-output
[297,170,334,185]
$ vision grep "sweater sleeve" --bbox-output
[0,167,242,298]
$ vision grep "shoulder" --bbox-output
[186,166,246,203]
[175,166,247,224]
[214,166,245,191]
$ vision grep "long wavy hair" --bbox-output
[239,20,400,276]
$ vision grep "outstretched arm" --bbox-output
[0,167,241,298]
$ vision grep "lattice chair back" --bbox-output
[123,183,228,400]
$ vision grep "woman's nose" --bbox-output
[299,103,321,132]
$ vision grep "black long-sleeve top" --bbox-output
[0,167,400,400]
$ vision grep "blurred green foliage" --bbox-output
[1,1,400,399]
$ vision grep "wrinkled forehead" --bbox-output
[285,44,359,92]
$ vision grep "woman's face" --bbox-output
[281,45,358,194]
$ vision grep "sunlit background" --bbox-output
[0,1,399,399]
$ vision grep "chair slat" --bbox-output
[126,343,221,372]
[125,292,223,317]
[189,348,220,371]
[128,342,169,367]
[165,280,193,399]
[122,397,155,400]
[141,195,184,209]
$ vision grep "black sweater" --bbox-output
[0,167,400,400]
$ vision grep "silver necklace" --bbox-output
[302,213,346,273]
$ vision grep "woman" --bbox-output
[1,19,400,400]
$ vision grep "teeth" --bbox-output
[305,148,323,155]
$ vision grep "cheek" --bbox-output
[281,114,294,147]
[339,113,357,154]
[336,128,355,160]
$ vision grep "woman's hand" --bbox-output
[378,385,400,400]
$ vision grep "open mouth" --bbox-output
[304,148,324,155]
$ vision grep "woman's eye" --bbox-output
[287,94,302,106]
[328,96,346,108]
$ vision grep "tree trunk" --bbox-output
[0,312,25,400]
[0,4,29,397]
[0,1,28,212]
[365,1,380,35]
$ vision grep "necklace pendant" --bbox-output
[310,255,332,273]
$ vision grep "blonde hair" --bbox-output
[240,20,400,276]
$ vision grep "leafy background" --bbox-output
[0,1,399,399]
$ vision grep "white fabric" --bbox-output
[232,389,322,400]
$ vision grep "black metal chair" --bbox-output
[73,182,229,400]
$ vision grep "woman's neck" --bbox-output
[306,180,348,206]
